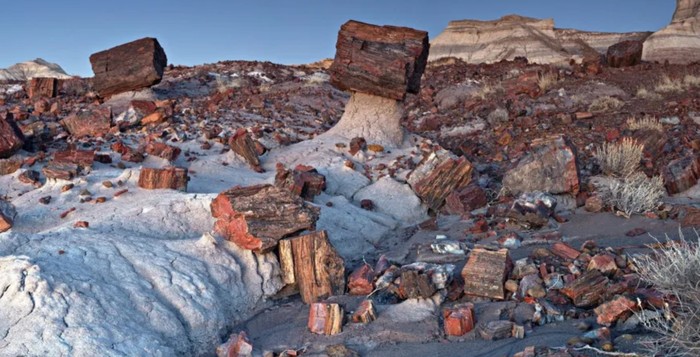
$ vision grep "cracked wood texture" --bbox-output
[329,20,429,100]
[138,167,188,191]
[462,248,512,300]
[0,113,24,159]
[28,77,58,99]
[211,184,320,253]
[90,37,167,98]
[409,154,473,212]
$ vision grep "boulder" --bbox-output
[28,77,58,99]
[502,135,580,196]
[643,0,700,64]
[0,113,24,159]
[329,20,429,100]
[90,37,167,97]
[60,107,112,138]
[607,40,643,67]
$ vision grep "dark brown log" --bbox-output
[329,20,429,100]
[479,320,514,341]
[408,152,473,212]
[274,164,326,201]
[399,269,437,299]
[606,40,643,68]
[90,37,167,98]
[28,77,58,99]
[145,142,181,161]
[561,269,609,307]
[229,129,262,172]
[211,184,319,252]
[351,300,377,324]
[60,107,112,138]
[462,248,512,300]
[286,231,345,304]
[137,167,188,191]
[308,302,344,335]
[664,154,700,194]
[0,113,24,159]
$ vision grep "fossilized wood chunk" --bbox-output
[229,129,262,172]
[462,248,512,300]
[308,302,344,335]
[90,37,167,97]
[561,269,609,307]
[664,154,700,194]
[408,150,473,212]
[0,113,24,159]
[60,107,112,138]
[443,304,476,336]
[329,20,429,100]
[274,164,326,201]
[351,300,377,324]
[137,167,188,191]
[211,184,319,253]
[606,40,643,68]
[216,331,252,357]
[145,142,181,161]
[28,77,58,99]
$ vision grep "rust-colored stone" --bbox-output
[588,253,618,275]
[60,107,111,138]
[594,295,637,326]
[308,302,343,335]
[443,304,475,336]
[607,40,643,68]
[329,20,429,100]
[347,263,375,295]
[444,184,488,215]
[274,164,326,200]
[399,269,437,299]
[408,151,473,212]
[550,242,581,260]
[145,142,181,161]
[229,129,262,172]
[0,159,21,175]
[286,231,345,304]
[137,167,188,191]
[561,269,609,307]
[351,300,377,324]
[462,248,512,300]
[216,331,253,357]
[28,77,58,99]
[0,113,24,159]
[664,154,700,194]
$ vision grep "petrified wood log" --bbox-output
[399,269,437,299]
[329,20,429,100]
[60,107,112,138]
[462,248,512,300]
[216,331,253,357]
[347,263,375,295]
[274,164,326,201]
[145,142,181,161]
[443,304,476,336]
[280,231,345,304]
[211,184,319,252]
[90,37,167,97]
[137,167,188,191]
[28,77,58,99]
[308,302,344,335]
[351,300,377,324]
[0,113,24,159]
[664,154,700,194]
[561,269,609,307]
[229,129,262,172]
[408,150,473,212]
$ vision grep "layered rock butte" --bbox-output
[642,0,700,64]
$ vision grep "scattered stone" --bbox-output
[444,184,488,215]
[216,331,253,357]
[663,154,700,194]
[349,137,367,156]
[137,167,188,191]
[574,112,594,120]
[90,37,167,97]
[408,150,473,212]
[60,107,112,138]
[229,129,263,172]
[0,113,24,159]
[507,191,557,228]
[59,207,76,219]
[274,164,326,201]
[561,270,609,307]
[399,269,437,299]
[595,295,637,326]
[38,196,51,205]
[347,263,375,295]
[114,189,128,197]
[18,170,41,187]
[367,144,384,153]
[74,221,89,229]
[145,142,181,161]
[462,248,512,300]
[550,242,580,260]
[308,302,344,335]
[325,344,359,357]
[0,200,16,233]
[584,196,604,213]
[360,199,374,211]
[479,320,515,341]
[140,111,166,126]
[0,159,21,175]
[61,183,74,192]
[211,184,319,252]
[625,228,646,237]
[588,253,618,275]
[443,304,476,336]
[351,300,377,324]
[606,40,643,68]
[102,181,113,188]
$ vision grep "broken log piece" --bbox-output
[52,149,95,169]
[60,107,112,138]
[351,300,377,324]
[594,295,637,326]
[561,269,609,307]
[216,331,253,357]
[347,263,375,295]
[479,321,515,341]
[0,113,24,159]
[443,304,476,337]
[274,164,326,201]
[145,142,181,161]
[408,150,473,212]
[229,129,263,172]
[28,77,58,99]
[211,184,319,252]
[137,167,188,191]
[664,154,700,194]
[462,248,512,300]
[278,239,296,286]
[308,302,344,335]
[285,231,345,304]
[399,269,437,299]
[42,162,79,181]
[90,37,167,97]
[329,20,429,100]
[112,141,144,163]
[550,242,580,260]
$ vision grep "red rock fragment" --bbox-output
[349,137,366,156]
[74,221,89,229]
[308,303,343,335]
[550,242,580,260]
[60,207,76,219]
[681,207,700,228]
[443,304,476,336]
[138,167,188,191]
[0,159,21,175]
[462,248,512,300]
[588,253,618,275]
[145,142,181,161]
[140,111,166,126]
[444,184,488,215]
[351,300,377,324]
[0,205,12,233]
[0,113,24,159]
[274,164,326,200]
[28,77,58,99]
[216,331,253,357]
[663,155,700,194]
[408,152,473,212]
[229,129,263,172]
[561,270,609,307]
[60,107,112,138]
[347,264,375,295]
[594,295,637,326]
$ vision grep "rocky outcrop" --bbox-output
[0,113,24,159]
[429,15,650,64]
[0,58,72,81]
[643,0,700,64]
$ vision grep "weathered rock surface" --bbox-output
[664,154,700,194]
[90,37,167,97]
[211,184,319,252]
[274,164,326,201]
[28,77,58,99]
[607,40,644,68]
[229,129,262,172]
[0,113,24,159]
[502,135,580,196]
[138,167,188,191]
[329,20,429,100]
[408,150,473,212]
[462,248,512,300]
[60,107,112,138]
[643,0,700,64]
[283,231,345,303]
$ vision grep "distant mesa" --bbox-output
[642,0,700,64]
[0,58,72,81]
[429,14,651,64]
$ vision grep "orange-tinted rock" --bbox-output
[561,270,609,307]
[594,295,637,326]
[347,263,375,295]
[664,154,700,194]
[145,142,181,161]
[443,304,476,336]
[0,113,24,159]
[137,167,188,191]
[462,248,512,300]
[329,20,429,100]
[90,37,167,97]
[0,208,12,233]
[351,300,377,324]
[140,111,166,126]
[0,159,20,175]
[308,303,343,335]
[60,107,111,138]
[111,141,144,163]
[408,152,473,212]
[284,231,345,304]
[550,242,580,260]
[210,184,319,252]
[588,253,618,275]
[216,331,253,357]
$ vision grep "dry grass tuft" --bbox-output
[683,74,700,88]
[656,75,686,93]
[636,87,663,100]
[588,96,624,113]
[476,82,504,100]
[594,137,644,178]
[634,229,700,356]
[592,172,664,216]
[627,116,663,132]
[537,72,558,93]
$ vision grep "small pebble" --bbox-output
[102,181,113,188]
[39,196,52,205]
[61,184,74,192]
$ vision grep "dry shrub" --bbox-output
[476,82,504,100]
[634,229,700,357]
[627,116,663,132]
[594,137,644,178]
[537,72,558,93]
[636,87,662,100]
[592,172,664,216]
[656,75,686,93]
[588,96,624,113]
[683,74,700,88]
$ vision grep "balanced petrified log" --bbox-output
[279,231,345,304]
[274,164,326,201]
[28,77,58,99]
[229,129,262,172]
[462,248,512,300]
[308,302,344,335]
[329,20,429,100]
[211,185,320,252]
[137,167,188,191]
[0,113,24,159]
[561,269,609,307]
[90,37,167,97]
[408,150,473,212]
[60,107,112,138]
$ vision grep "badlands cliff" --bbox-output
[643,0,700,64]
[0,58,72,81]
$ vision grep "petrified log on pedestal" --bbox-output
[211,184,319,253]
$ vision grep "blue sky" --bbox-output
[2,1,674,76]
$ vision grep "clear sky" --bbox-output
[2,1,675,76]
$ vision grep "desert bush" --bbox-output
[594,137,644,178]
[634,229,700,357]
[656,75,685,93]
[592,172,664,216]
[683,74,700,88]
[537,72,558,93]
[627,116,663,132]
[636,87,662,100]
[588,96,624,113]
[476,82,504,100]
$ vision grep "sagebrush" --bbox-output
[592,172,664,216]
[627,116,663,132]
[594,137,644,178]
[588,96,624,113]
